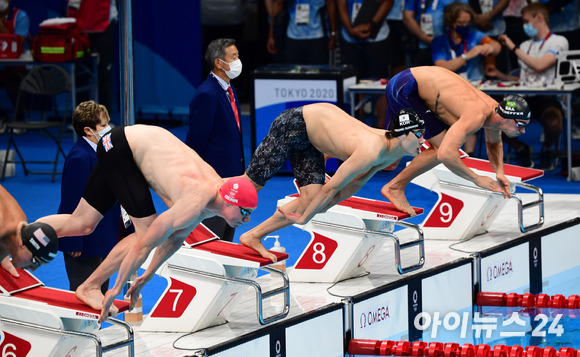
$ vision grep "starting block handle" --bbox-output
[311,220,426,275]
[0,315,134,357]
[393,221,426,274]
[512,181,544,233]
[440,180,545,233]
[167,263,290,325]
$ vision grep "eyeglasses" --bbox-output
[513,119,528,128]
[412,130,425,139]
[31,256,40,268]
[240,207,253,216]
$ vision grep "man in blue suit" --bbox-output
[185,38,244,242]
[58,101,133,294]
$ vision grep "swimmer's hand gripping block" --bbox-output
[411,157,544,241]
[138,223,290,333]
[0,267,134,357]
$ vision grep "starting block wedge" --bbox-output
[279,193,425,283]
[0,267,134,357]
[412,157,544,241]
[138,223,290,333]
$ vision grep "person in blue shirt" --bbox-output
[431,2,501,82]
[403,0,468,66]
[267,0,337,64]
[337,0,392,79]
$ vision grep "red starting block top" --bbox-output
[338,196,423,218]
[16,286,130,315]
[0,267,43,294]
[462,157,543,181]
[0,268,130,317]
[184,224,289,267]
[286,193,423,220]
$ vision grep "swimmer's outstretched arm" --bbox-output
[99,201,203,322]
[280,155,380,224]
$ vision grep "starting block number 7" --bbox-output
[150,278,197,318]
[295,233,338,270]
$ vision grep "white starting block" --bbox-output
[278,192,425,283]
[139,223,290,333]
[412,156,545,241]
[0,267,134,357]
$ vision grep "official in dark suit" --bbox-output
[185,38,245,242]
[58,101,133,294]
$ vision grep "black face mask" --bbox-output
[455,24,471,38]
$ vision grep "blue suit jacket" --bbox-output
[185,74,245,178]
[57,138,124,257]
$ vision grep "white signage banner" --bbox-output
[286,308,344,357]
[254,79,338,109]
[352,286,408,340]
[481,244,529,293]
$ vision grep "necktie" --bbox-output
[227,86,241,132]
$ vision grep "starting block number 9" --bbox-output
[295,233,338,270]
[424,193,464,228]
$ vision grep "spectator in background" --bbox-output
[200,0,253,101]
[386,0,414,76]
[338,0,392,128]
[337,0,392,79]
[0,0,29,126]
[469,0,509,71]
[432,2,501,81]
[267,0,337,65]
[403,0,468,67]
[59,101,133,294]
[185,39,245,242]
[502,0,528,73]
[67,0,118,111]
[487,2,569,170]
[431,2,501,156]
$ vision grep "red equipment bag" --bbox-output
[0,34,23,59]
[32,18,90,62]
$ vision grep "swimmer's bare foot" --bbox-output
[240,232,278,263]
[76,283,119,316]
[381,184,416,217]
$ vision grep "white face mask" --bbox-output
[91,125,111,140]
[219,59,242,79]
[0,0,10,12]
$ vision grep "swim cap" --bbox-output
[496,95,531,121]
[389,108,425,137]
[21,222,58,264]
[219,177,258,208]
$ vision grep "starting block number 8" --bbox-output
[295,233,338,270]
[312,243,327,264]
[424,193,464,228]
